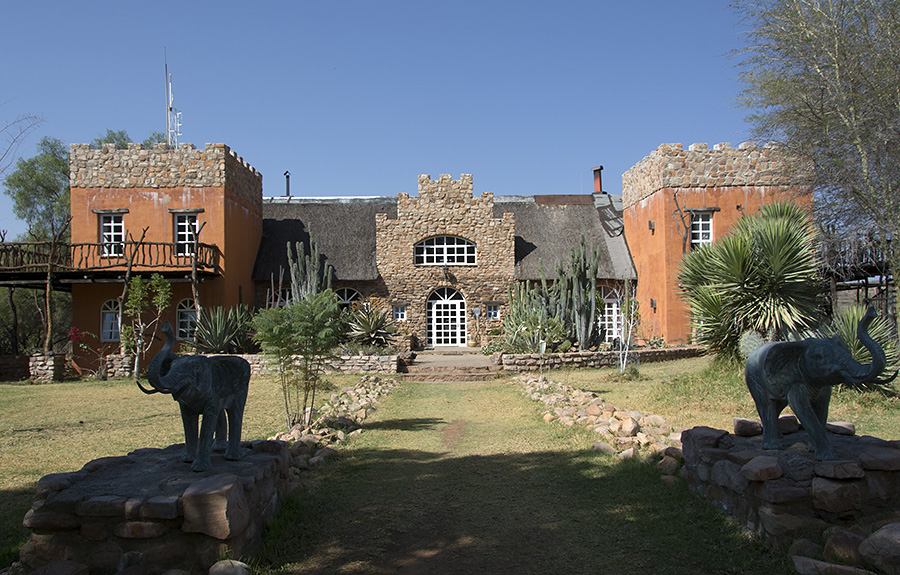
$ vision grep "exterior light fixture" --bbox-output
[648,220,655,231]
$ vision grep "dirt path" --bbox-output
[267,380,788,575]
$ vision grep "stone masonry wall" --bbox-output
[622,142,806,208]
[69,142,262,209]
[375,174,515,346]
[499,346,704,372]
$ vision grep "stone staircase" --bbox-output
[400,348,503,383]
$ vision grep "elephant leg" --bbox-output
[225,393,247,461]
[747,372,783,449]
[192,407,218,472]
[214,411,228,451]
[812,386,832,428]
[180,404,199,463]
[787,384,836,460]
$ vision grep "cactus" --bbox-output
[287,240,333,302]
[554,235,601,350]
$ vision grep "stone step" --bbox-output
[400,371,501,383]
[403,365,499,374]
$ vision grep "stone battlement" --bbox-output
[622,142,806,208]
[70,142,262,191]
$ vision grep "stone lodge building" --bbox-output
[0,140,807,369]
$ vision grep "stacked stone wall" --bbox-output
[19,441,290,574]
[682,425,900,542]
[375,174,515,345]
[28,354,66,382]
[69,142,262,209]
[499,346,704,372]
[622,142,806,208]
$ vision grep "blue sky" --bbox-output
[0,1,751,239]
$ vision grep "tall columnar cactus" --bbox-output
[287,240,333,302]
[554,235,601,350]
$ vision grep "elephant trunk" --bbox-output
[139,321,178,395]
[841,307,888,385]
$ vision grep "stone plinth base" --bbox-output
[682,425,900,541]
[29,354,65,382]
[20,441,291,574]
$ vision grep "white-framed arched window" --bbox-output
[100,300,121,342]
[176,299,197,341]
[598,287,623,343]
[414,236,476,266]
[336,288,362,309]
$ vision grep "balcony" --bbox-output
[0,241,221,290]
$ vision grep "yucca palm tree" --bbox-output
[678,201,824,361]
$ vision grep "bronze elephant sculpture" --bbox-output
[745,307,896,460]
[138,321,250,471]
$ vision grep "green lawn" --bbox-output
[3,357,899,571]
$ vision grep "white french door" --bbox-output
[426,288,466,346]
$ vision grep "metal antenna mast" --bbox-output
[164,49,182,147]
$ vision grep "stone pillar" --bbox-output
[29,354,66,382]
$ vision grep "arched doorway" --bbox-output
[427,288,466,347]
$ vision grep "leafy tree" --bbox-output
[121,273,172,380]
[252,290,343,430]
[3,137,70,241]
[678,201,823,361]
[733,0,900,315]
[0,286,70,355]
[92,129,166,150]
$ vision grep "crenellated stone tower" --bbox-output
[622,142,811,345]
[375,174,515,346]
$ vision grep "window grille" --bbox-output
[414,236,476,265]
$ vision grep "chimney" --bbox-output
[284,170,291,197]
[592,165,604,194]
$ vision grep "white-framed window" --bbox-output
[393,305,407,321]
[174,213,198,256]
[336,288,362,309]
[100,214,124,257]
[598,287,624,343]
[414,236,476,265]
[100,300,121,342]
[690,212,713,249]
[486,305,500,320]
[176,299,197,341]
[267,288,292,309]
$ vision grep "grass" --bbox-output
[0,373,358,566]
[3,356,900,571]
[548,355,900,439]
[258,379,790,574]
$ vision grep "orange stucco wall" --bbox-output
[623,185,801,345]
[68,143,263,371]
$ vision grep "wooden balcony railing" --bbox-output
[0,241,221,274]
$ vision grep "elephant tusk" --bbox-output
[136,380,161,395]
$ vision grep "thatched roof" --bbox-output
[494,194,636,281]
[254,193,635,282]
[253,197,397,282]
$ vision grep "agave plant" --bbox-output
[346,298,397,347]
[194,305,256,354]
[678,201,823,361]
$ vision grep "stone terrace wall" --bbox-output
[69,142,262,208]
[20,441,290,574]
[682,424,900,542]
[223,354,398,377]
[499,346,704,372]
[622,142,805,208]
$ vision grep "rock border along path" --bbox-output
[509,373,687,479]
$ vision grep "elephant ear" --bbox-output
[763,341,808,382]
